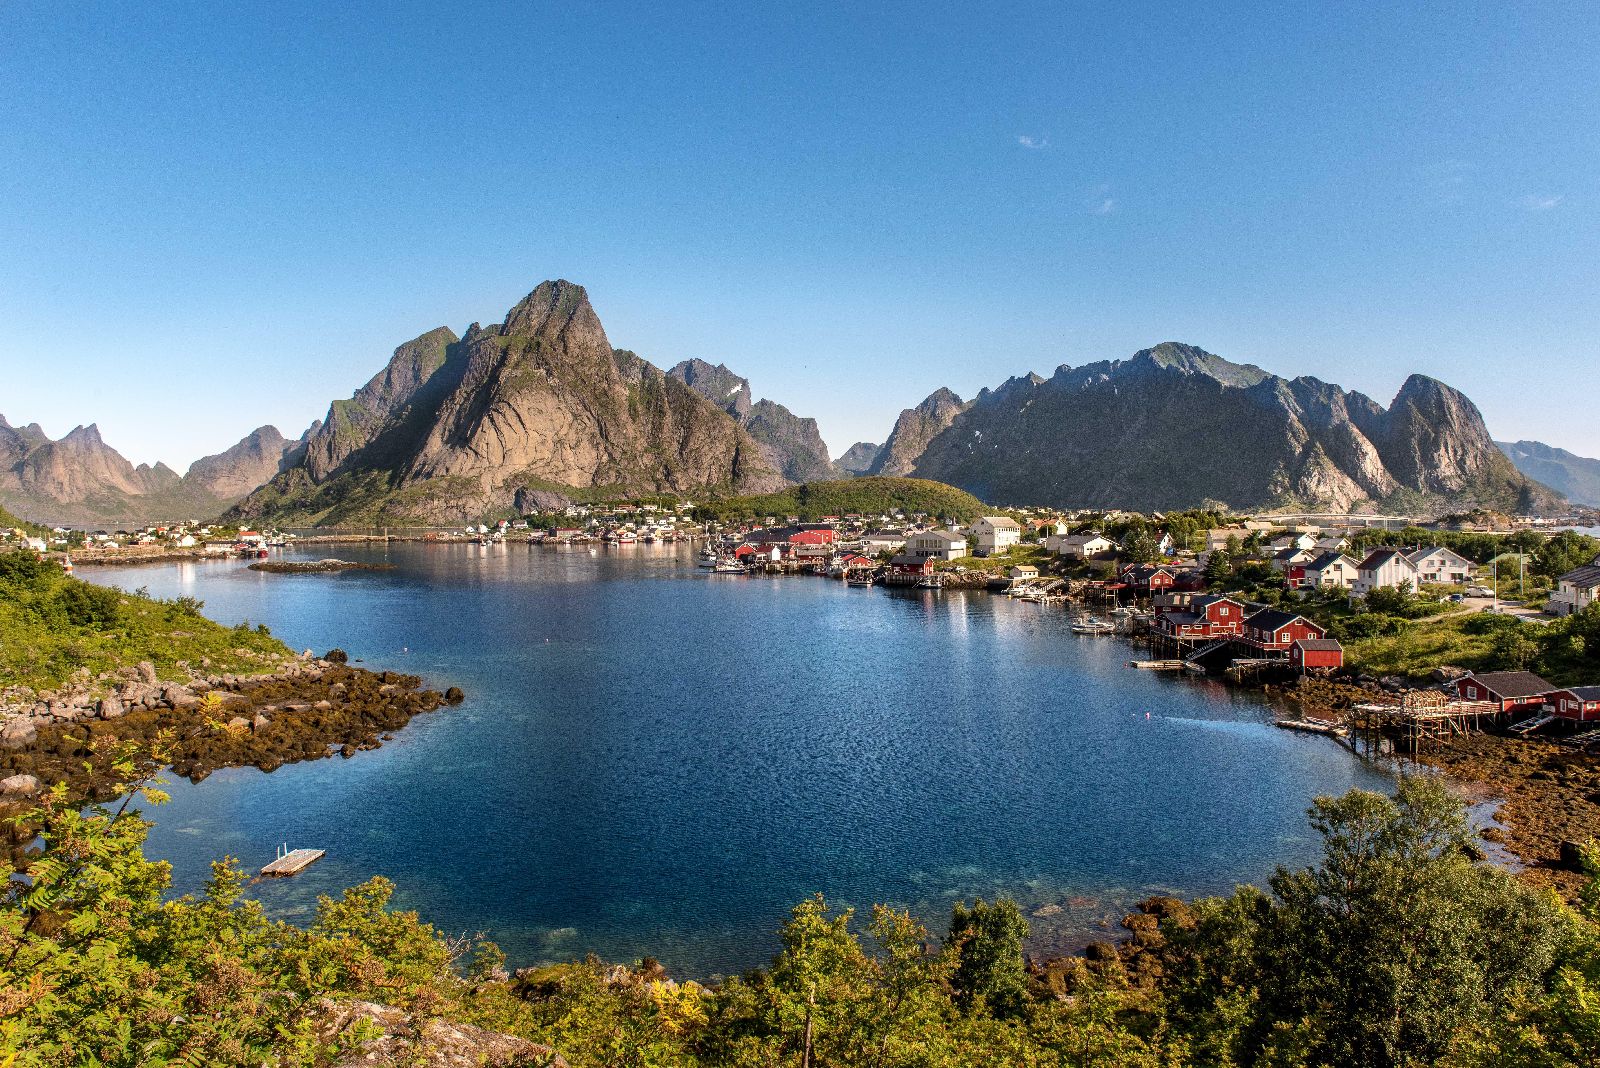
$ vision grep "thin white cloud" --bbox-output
[1016,134,1048,149]
[1092,197,1116,215]
[1521,193,1563,211]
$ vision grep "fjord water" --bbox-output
[87,545,1390,977]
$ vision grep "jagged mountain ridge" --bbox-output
[0,416,302,527]
[868,388,969,477]
[904,343,1560,514]
[1498,440,1600,508]
[232,282,785,525]
[834,442,881,476]
[666,358,837,483]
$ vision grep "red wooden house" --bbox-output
[1155,595,1247,640]
[1290,638,1344,671]
[886,553,933,578]
[1547,686,1600,723]
[1121,564,1176,593]
[1449,671,1554,715]
[1239,609,1327,653]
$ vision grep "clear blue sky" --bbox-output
[3,1,1597,470]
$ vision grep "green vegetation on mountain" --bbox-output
[700,476,986,522]
[0,552,287,692]
[3,767,1596,1066]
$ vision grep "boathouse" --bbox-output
[1290,638,1344,672]
[1449,671,1555,715]
[1240,609,1327,653]
[1548,685,1600,722]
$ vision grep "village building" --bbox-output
[1050,533,1115,559]
[1121,563,1176,594]
[1548,557,1600,617]
[971,516,1021,553]
[1291,638,1345,672]
[1154,594,1247,641]
[1449,671,1555,715]
[858,529,907,555]
[1300,552,1360,590]
[1007,564,1040,581]
[906,530,967,562]
[1351,547,1421,596]
[1404,546,1475,585]
[1205,526,1251,551]
[1548,686,1600,723]
[1271,545,1316,574]
[884,552,934,584]
[1239,608,1328,653]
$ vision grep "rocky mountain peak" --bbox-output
[501,280,598,339]
[668,359,753,420]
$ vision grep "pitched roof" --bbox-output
[1405,545,1471,565]
[1462,671,1554,699]
[1357,547,1416,572]
[913,530,966,545]
[1274,545,1311,561]
[979,516,1021,529]
[1557,685,1600,702]
[1304,551,1355,572]
[1244,608,1311,632]
[1293,638,1343,652]
[1557,564,1600,589]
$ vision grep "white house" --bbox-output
[1271,545,1316,573]
[1269,533,1319,553]
[1548,557,1600,617]
[1301,552,1360,590]
[1352,548,1421,596]
[1405,546,1475,585]
[971,516,1021,553]
[906,530,967,562]
[859,529,907,555]
[1050,533,1115,559]
[23,536,47,553]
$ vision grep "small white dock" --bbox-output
[261,847,325,876]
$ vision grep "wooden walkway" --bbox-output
[261,848,325,877]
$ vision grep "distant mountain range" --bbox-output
[1497,440,1600,508]
[898,343,1559,515]
[0,282,1577,527]
[0,417,301,528]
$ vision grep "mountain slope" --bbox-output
[835,442,881,475]
[233,282,784,525]
[906,343,1559,514]
[0,417,302,528]
[1497,440,1600,508]
[869,388,968,477]
[666,359,838,482]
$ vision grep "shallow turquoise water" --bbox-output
[85,543,1391,977]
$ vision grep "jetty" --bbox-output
[1128,659,1187,670]
[261,846,325,877]
[1273,718,1346,737]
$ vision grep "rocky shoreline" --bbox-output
[0,652,463,832]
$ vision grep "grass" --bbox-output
[1343,615,1499,679]
[704,476,987,523]
[0,552,291,694]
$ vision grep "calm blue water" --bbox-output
[85,544,1391,977]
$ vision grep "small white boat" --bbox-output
[1072,617,1115,634]
[915,575,943,589]
[713,559,746,574]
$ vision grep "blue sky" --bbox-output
[3,1,1597,469]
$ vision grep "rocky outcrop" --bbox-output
[1498,440,1600,508]
[835,441,881,475]
[904,343,1561,515]
[232,282,784,525]
[869,388,968,477]
[667,358,838,483]
[316,999,568,1067]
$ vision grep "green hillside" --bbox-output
[703,476,987,522]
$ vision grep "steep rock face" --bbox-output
[1498,440,1600,508]
[667,359,838,483]
[183,425,295,500]
[234,282,783,525]
[869,388,968,477]
[906,343,1559,514]
[835,442,881,475]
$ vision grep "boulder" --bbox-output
[444,687,464,705]
[1,719,38,749]
[136,661,157,685]
[98,696,125,720]
[0,773,42,798]
[316,998,568,1068]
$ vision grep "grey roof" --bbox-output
[1294,638,1343,652]
[1558,564,1600,589]
[1304,551,1355,571]
[1244,608,1311,632]
[1462,671,1554,699]
[1561,685,1600,701]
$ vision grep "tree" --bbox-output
[1252,777,1566,1068]
[945,898,1029,1019]
[1123,529,1160,565]
[1204,550,1233,586]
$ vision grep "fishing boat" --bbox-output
[846,572,876,587]
[915,574,943,589]
[1071,616,1115,634]
[712,559,746,574]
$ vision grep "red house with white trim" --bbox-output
[1548,686,1600,722]
[1240,609,1327,652]
[1449,671,1554,715]
[1155,595,1247,640]
[1291,638,1344,671]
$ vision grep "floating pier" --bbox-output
[1128,659,1187,670]
[261,846,325,877]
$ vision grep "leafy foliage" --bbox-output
[698,477,987,523]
